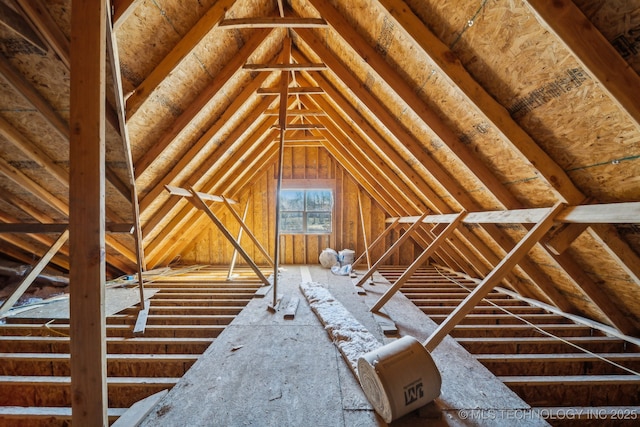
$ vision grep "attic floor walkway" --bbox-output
[139,265,545,426]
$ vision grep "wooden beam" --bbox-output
[140,95,274,236]
[544,223,589,255]
[69,0,107,424]
[371,212,467,311]
[424,203,565,352]
[223,197,274,267]
[144,115,281,262]
[148,138,278,267]
[376,0,585,204]
[112,0,144,30]
[303,0,521,208]
[589,224,640,287]
[525,0,640,130]
[352,218,399,268]
[272,35,292,308]
[14,0,69,68]
[218,17,327,29]
[355,212,429,287]
[0,229,69,316]
[126,0,238,119]
[258,86,324,94]
[243,63,326,71]
[301,53,571,307]
[387,202,640,225]
[134,27,273,177]
[0,223,66,233]
[0,1,47,53]
[264,108,325,116]
[164,185,230,203]
[188,190,270,286]
[106,4,147,309]
[227,200,250,279]
[273,123,325,130]
[139,86,277,213]
[357,190,372,270]
[0,51,68,140]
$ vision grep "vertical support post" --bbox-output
[370,211,466,312]
[424,203,565,352]
[357,189,371,269]
[272,35,291,307]
[69,0,107,425]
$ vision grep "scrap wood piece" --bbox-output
[283,296,299,319]
[300,281,380,375]
[254,284,272,298]
[371,307,398,336]
[132,300,150,335]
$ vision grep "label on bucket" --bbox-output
[403,379,424,406]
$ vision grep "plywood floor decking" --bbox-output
[140,265,546,427]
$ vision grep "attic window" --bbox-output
[280,189,333,234]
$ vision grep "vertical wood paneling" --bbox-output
[179,147,416,266]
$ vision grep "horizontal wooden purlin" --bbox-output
[243,63,326,71]
[164,185,237,204]
[258,87,324,94]
[271,123,326,130]
[387,202,640,224]
[218,17,327,29]
[264,108,326,116]
[283,140,324,147]
[273,135,325,143]
[0,223,133,233]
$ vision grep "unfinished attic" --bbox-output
[0,0,640,425]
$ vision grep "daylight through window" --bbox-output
[280,189,333,234]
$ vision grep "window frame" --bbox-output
[279,188,333,235]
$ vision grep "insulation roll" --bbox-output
[357,335,441,423]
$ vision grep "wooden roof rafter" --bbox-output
[144,96,299,262]
[375,0,640,306]
[142,96,280,242]
[125,0,239,120]
[292,40,575,310]
[133,27,275,178]
[151,136,281,267]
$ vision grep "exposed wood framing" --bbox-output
[68,0,108,424]
[0,228,68,316]
[371,211,467,312]
[125,0,238,119]
[425,203,566,352]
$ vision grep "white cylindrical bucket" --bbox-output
[338,249,355,265]
[357,335,441,423]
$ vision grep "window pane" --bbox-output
[306,190,332,211]
[281,212,303,232]
[306,212,332,233]
[281,190,304,211]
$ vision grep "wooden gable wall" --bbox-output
[179,145,418,265]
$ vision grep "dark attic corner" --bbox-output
[0,0,639,425]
